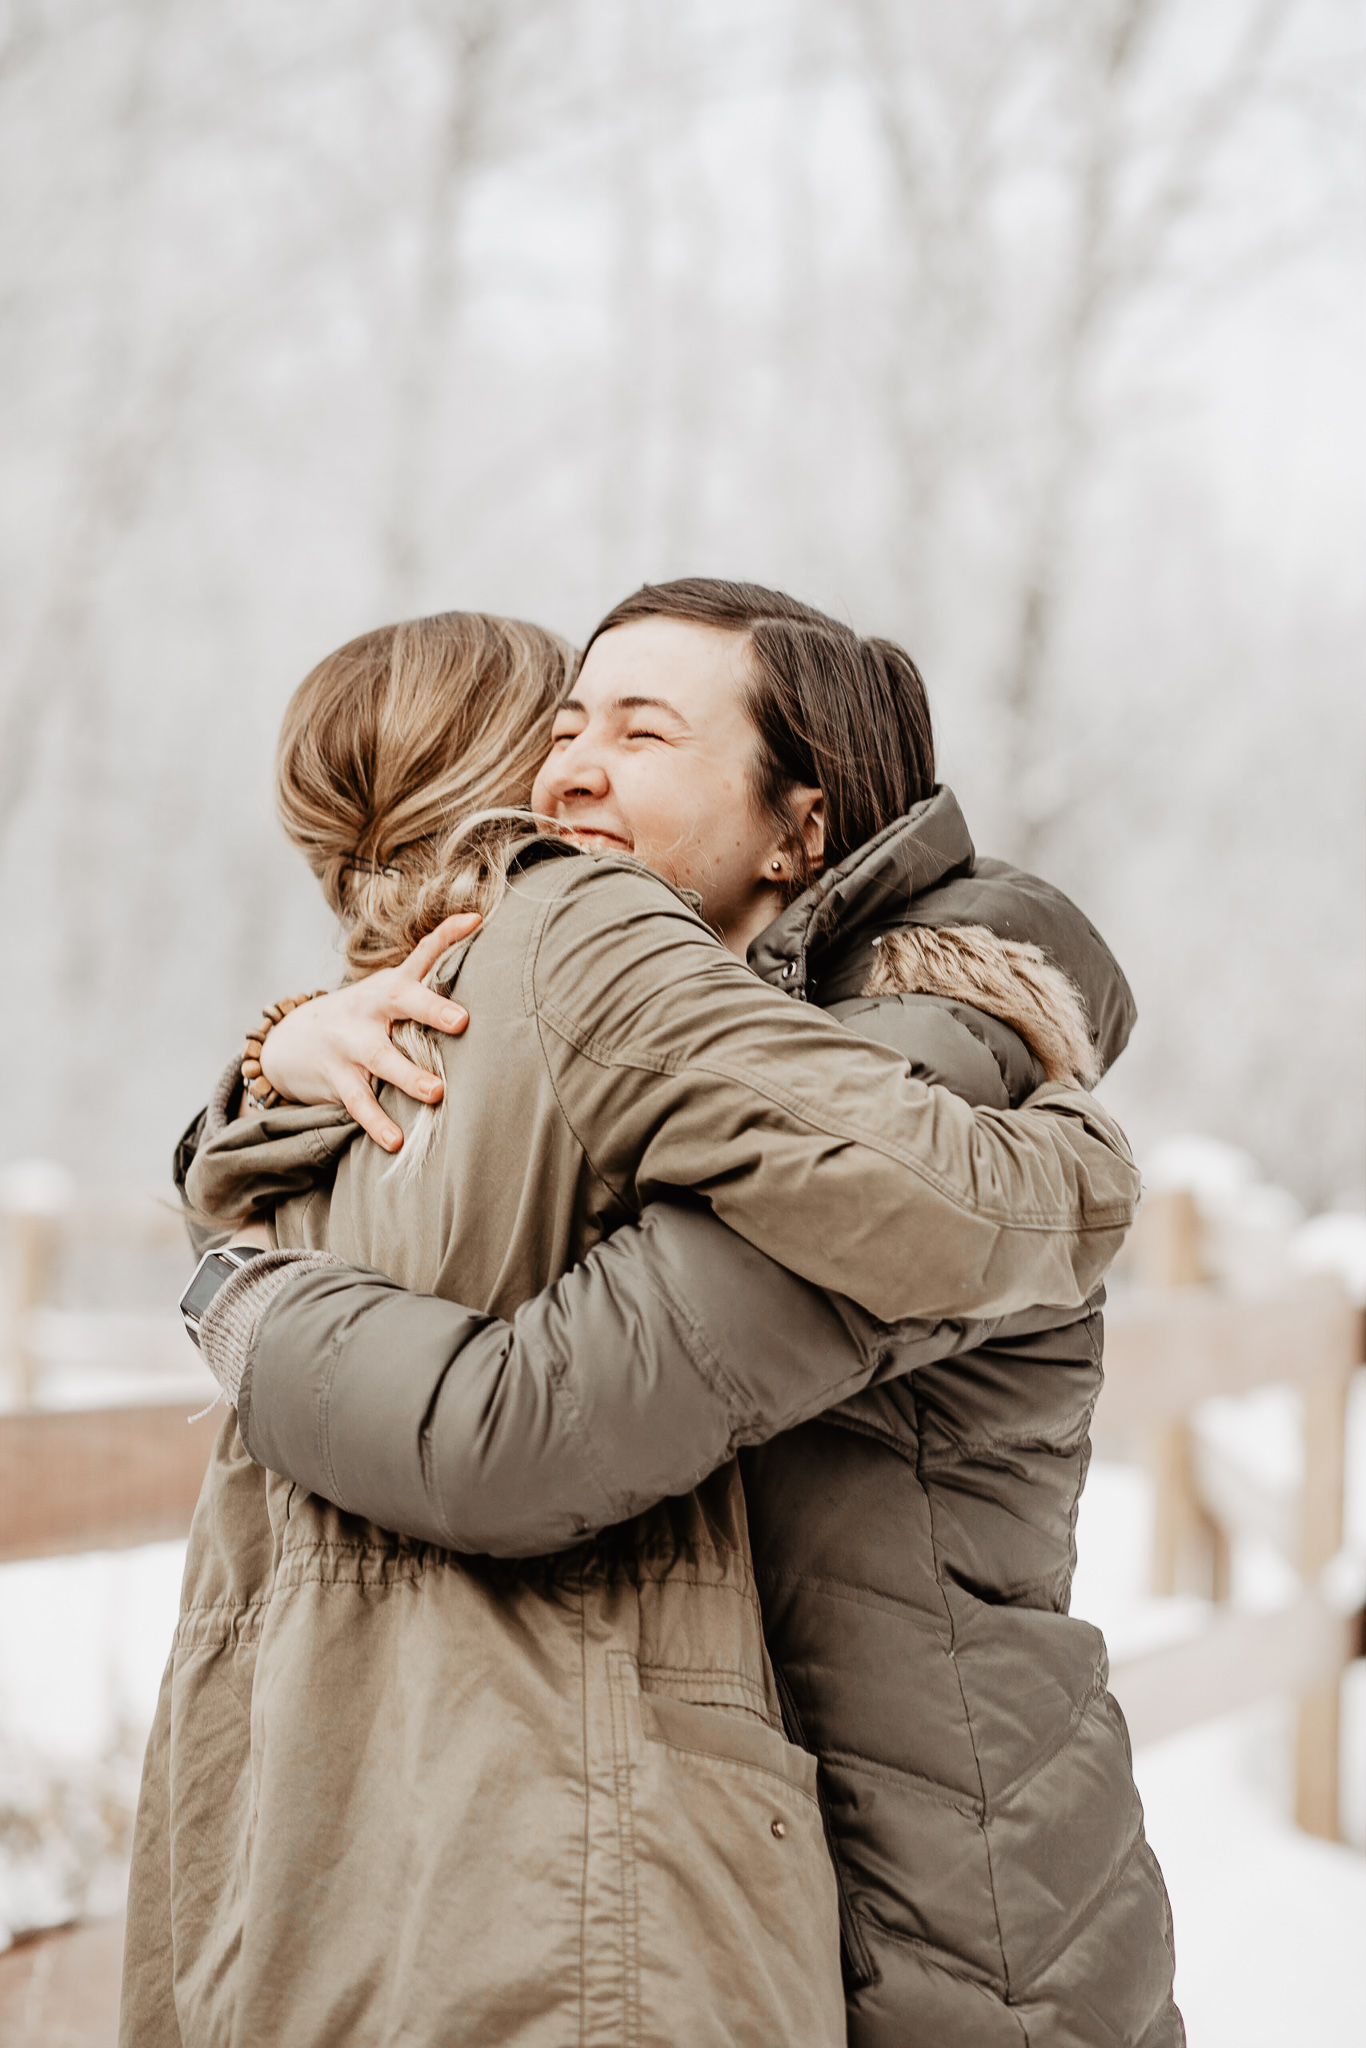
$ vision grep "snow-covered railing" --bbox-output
[1100,1188,1365,1843]
[0,1164,218,1564]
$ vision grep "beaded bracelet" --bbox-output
[241,990,330,1110]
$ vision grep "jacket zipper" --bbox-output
[772,1660,879,1992]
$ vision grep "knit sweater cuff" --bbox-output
[199,1249,345,1409]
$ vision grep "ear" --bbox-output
[789,786,825,868]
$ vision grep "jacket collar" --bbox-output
[746,786,1136,1075]
[746,788,975,1003]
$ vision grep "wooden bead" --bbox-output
[241,991,327,1112]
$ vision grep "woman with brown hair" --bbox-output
[125,586,1162,2047]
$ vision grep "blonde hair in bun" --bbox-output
[276,610,570,980]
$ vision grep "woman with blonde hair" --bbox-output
[125,593,1148,2047]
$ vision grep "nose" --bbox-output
[539,731,610,804]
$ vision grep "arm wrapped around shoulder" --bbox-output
[529,861,1140,1321]
[234,1203,996,1557]
[198,1247,346,1406]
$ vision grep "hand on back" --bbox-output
[259,913,480,1152]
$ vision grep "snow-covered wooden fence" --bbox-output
[0,1174,219,1562]
[2,1181,1363,1836]
[1100,1191,1364,1842]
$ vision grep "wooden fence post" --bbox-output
[1294,1364,1353,1839]
[1133,1188,1208,1292]
[0,1163,71,1406]
[1147,1418,1231,1602]
[1137,1190,1229,1599]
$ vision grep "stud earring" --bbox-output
[770,858,783,873]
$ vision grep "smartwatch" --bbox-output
[180,1244,267,1349]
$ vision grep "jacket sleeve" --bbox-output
[529,862,1138,1320]
[174,1057,252,1258]
[825,992,1045,1109]
[237,1202,1000,1557]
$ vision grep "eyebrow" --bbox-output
[556,694,691,724]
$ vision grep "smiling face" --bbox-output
[529,615,822,956]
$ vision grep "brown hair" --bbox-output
[583,579,935,893]
[276,611,570,976]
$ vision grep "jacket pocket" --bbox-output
[638,1690,819,1799]
[603,1656,844,2048]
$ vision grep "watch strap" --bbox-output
[180,1244,267,1348]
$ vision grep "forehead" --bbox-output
[576,616,753,714]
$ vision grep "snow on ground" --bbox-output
[0,1542,185,1949]
[1073,1454,1366,2047]
[1135,1700,1366,2047]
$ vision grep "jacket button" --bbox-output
[771,1819,786,1839]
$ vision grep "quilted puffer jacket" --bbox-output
[742,796,1182,2045]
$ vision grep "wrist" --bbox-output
[243,990,329,1111]
[196,1248,346,1415]
[180,1244,268,1351]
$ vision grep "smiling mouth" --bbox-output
[562,825,633,852]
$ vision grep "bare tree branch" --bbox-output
[1108,0,1297,307]
[995,0,1302,862]
[0,0,176,850]
[378,0,506,610]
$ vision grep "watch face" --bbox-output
[182,1253,233,1324]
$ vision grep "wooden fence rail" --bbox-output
[0,1401,219,1563]
[1110,1596,1362,1754]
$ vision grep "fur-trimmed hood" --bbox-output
[747,787,1135,1084]
[863,922,1099,1089]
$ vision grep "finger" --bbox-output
[388,982,469,1036]
[402,914,482,983]
[338,1077,405,1153]
[366,1039,446,1104]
